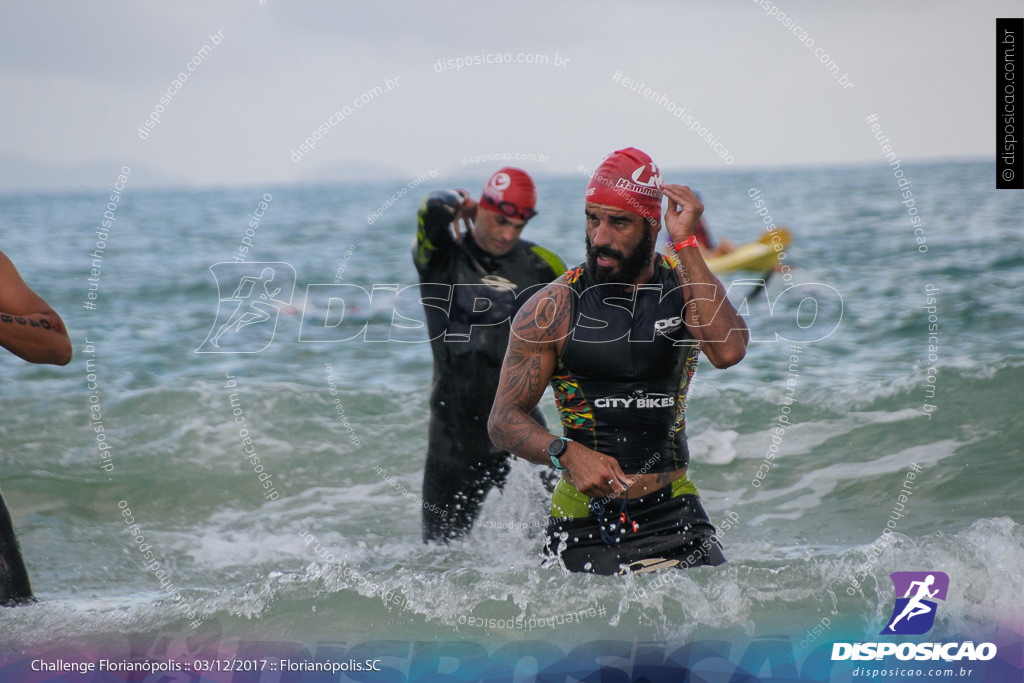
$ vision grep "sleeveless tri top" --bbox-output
[551,254,701,474]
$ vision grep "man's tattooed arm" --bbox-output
[0,250,72,365]
[488,280,632,499]
[487,281,572,463]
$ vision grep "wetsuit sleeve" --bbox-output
[529,244,567,280]
[413,190,463,278]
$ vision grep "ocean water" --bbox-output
[0,160,1022,663]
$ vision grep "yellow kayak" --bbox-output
[705,227,793,274]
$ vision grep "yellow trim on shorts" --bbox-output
[549,473,699,519]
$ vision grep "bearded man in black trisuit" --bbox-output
[488,148,748,574]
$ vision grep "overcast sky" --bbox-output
[0,1,1011,190]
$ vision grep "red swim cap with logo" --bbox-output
[585,147,663,222]
[479,167,538,221]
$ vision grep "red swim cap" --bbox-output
[479,167,538,221]
[585,147,663,222]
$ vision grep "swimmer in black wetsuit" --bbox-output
[488,148,749,574]
[0,248,72,604]
[413,168,565,543]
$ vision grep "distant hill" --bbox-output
[0,155,185,193]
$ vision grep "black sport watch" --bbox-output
[548,437,570,471]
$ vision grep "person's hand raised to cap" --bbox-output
[661,184,705,245]
[453,189,476,238]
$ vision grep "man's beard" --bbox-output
[586,227,655,284]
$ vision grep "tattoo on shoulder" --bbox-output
[511,281,573,344]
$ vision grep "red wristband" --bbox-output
[672,236,700,251]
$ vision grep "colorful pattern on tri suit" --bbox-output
[564,265,584,286]
[550,358,595,431]
[672,340,700,436]
[658,252,701,438]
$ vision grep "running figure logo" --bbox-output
[196,262,296,353]
[881,571,949,635]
